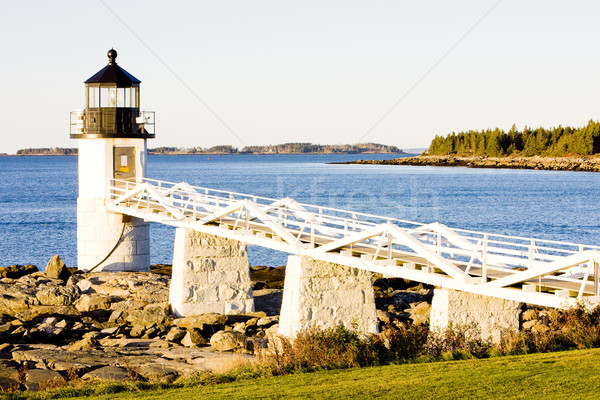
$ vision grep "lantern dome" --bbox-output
[84,49,141,86]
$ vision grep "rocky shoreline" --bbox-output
[0,256,434,392]
[335,155,600,172]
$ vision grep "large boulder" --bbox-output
[45,255,71,282]
[209,330,247,352]
[36,285,81,306]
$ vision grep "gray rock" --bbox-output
[55,319,68,329]
[257,316,278,327]
[181,330,207,347]
[101,326,120,336]
[126,303,169,327]
[165,327,186,342]
[14,305,80,323]
[24,369,65,391]
[75,294,111,312]
[209,330,247,352]
[264,324,279,338]
[67,335,99,351]
[410,302,431,316]
[174,313,227,329]
[137,363,178,383]
[377,310,391,324]
[0,360,20,390]
[45,255,71,281]
[522,320,537,330]
[531,323,550,334]
[11,348,108,372]
[129,325,145,338]
[0,264,38,279]
[0,292,31,315]
[109,310,125,323]
[522,309,539,321]
[36,285,81,306]
[82,366,130,381]
[0,343,13,353]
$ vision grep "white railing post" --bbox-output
[528,240,534,270]
[245,204,249,230]
[482,233,488,283]
[310,214,315,248]
[193,194,197,220]
[578,259,593,299]
[592,259,600,296]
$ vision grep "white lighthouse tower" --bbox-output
[70,49,155,272]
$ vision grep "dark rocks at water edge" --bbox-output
[0,257,434,391]
[335,155,600,172]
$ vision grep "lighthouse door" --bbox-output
[113,146,136,180]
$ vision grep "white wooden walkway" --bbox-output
[107,178,600,309]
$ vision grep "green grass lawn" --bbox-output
[17,349,600,399]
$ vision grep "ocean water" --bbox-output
[1,154,600,270]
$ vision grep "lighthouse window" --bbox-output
[100,88,108,107]
[87,87,99,108]
[124,88,131,107]
[117,88,125,107]
[132,87,139,107]
[109,88,117,107]
[100,88,118,107]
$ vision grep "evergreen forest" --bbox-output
[427,120,600,157]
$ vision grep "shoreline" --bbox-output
[333,155,600,172]
[2,152,407,157]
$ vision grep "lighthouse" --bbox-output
[70,49,155,272]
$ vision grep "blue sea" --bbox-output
[1,154,600,270]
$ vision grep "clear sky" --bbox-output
[1,0,600,154]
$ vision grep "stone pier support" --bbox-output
[429,289,522,343]
[278,255,378,338]
[169,228,254,317]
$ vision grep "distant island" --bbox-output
[149,143,403,155]
[8,143,404,156]
[14,148,78,156]
[338,120,600,172]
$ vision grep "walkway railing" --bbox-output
[108,178,600,308]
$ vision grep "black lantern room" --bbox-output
[70,49,155,139]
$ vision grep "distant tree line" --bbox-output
[16,148,78,155]
[427,120,600,157]
[149,143,403,155]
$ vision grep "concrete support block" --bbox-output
[169,228,254,317]
[278,255,378,338]
[429,289,522,343]
[77,197,150,272]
